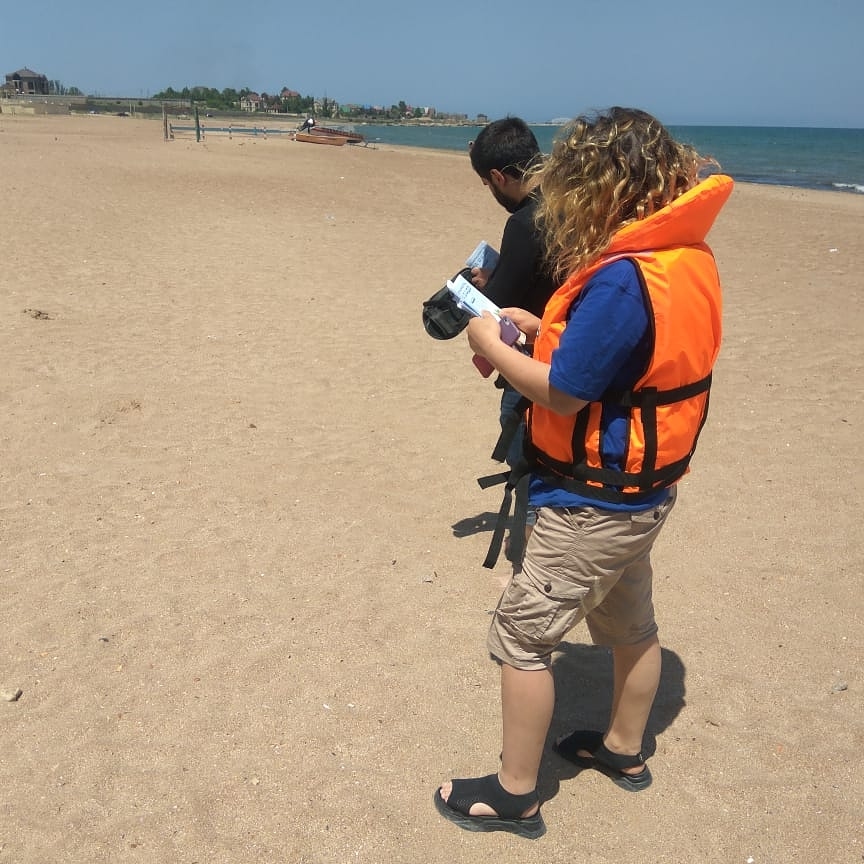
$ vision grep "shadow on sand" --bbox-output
[537,642,686,803]
[450,511,503,539]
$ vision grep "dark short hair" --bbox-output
[469,117,541,180]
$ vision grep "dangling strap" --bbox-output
[477,391,532,568]
[482,481,513,570]
[478,460,531,569]
[508,474,530,563]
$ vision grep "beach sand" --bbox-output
[1,114,862,863]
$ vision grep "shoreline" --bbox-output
[3,110,861,195]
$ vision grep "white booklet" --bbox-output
[446,273,502,319]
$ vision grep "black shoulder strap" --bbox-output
[490,395,531,463]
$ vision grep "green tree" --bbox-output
[282,93,314,114]
[152,86,182,100]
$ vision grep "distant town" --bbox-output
[1,66,487,124]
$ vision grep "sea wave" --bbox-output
[831,182,864,194]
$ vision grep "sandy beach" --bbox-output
[1,113,862,863]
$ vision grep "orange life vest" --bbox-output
[526,175,733,505]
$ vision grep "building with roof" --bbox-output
[4,67,49,95]
[240,92,261,112]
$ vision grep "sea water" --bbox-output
[356,123,864,194]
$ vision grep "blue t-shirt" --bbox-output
[529,258,669,512]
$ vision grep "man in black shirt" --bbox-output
[469,118,557,562]
[468,119,556,319]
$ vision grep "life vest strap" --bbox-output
[490,394,531,463]
[478,393,532,568]
[478,461,531,569]
[528,452,691,504]
[523,370,711,505]
[604,373,712,408]
[482,484,513,569]
[508,474,530,564]
[477,470,510,490]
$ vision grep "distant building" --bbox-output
[5,67,49,95]
[240,92,261,112]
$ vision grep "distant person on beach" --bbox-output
[468,117,557,561]
[434,107,732,839]
[298,117,315,133]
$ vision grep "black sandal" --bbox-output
[554,730,652,792]
[433,773,546,839]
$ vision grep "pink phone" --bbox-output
[472,354,495,377]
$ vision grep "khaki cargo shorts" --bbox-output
[487,488,676,670]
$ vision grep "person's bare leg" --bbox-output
[602,635,661,773]
[438,664,553,816]
[500,664,553,798]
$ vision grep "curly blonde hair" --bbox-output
[530,107,717,280]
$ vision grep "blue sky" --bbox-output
[2,0,862,127]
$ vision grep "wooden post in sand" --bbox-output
[162,102,169,141]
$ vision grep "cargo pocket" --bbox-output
[494,568,588,655]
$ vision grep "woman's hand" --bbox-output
[499,307,541,342]
[466,312,504,358]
